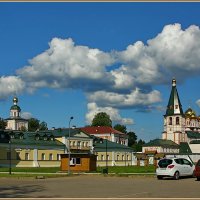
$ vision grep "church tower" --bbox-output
[162,79,186,144]
[6,96,28,131]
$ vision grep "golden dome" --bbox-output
[185,108,196,118]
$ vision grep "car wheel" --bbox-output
[173,171,180,180]
[157,175,163,180]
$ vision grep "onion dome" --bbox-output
[10,96,21,111]
[185,108,196,118]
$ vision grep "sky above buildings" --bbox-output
[1,2,200,142]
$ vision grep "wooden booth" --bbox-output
[60,153,97,172]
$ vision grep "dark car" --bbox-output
[194,159,200,181]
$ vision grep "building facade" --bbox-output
[80,126,128,146]
[5,97,28,131]
[162,79,200,153]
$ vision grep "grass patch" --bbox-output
[0,166,156,177]
[97,165,156,174]
[0,167,60,173]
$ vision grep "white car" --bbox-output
[156,157,195,180]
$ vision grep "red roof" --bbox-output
[80,126,125,135]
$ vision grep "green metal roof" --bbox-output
[0,131,65,150]
[165,82,183,116]
[186,131,200,139]
[179,142,192,153]
[143,139,179,148]
[93,137,133,152]
[39,128,91,139]
[10,105,21,111]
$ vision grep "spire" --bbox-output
[165,78,183,116]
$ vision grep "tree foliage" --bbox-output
[127,131,137,147]
[132,139,146,152]
[91,112,112,127]
[28,118,48,131]
[0,118,7,130]
[114,124,127,133]
[39,121,48,131]
[114,124,138,148]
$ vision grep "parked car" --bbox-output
[194,159,200,181]
[156,157,195,180]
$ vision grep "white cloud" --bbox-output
[21,112,33,119]
[3,23,200,125]
[86,102,134,125]
[87,88,162,109]
[17,38,115,91]
[0,76,25,100]
[196,99,200,108]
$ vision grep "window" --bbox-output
[16,152,20,160]
[41,153,45,160]
[101,155,104,161]
[107,155,109,160]
[77,141,81,149]
[127,155,129,160]
[57,154,60,161]
[117,155,119,161]
[25,153,29,161]
[49,153,53,160]
[122,155,124,161]
[169,117,172,125]
[76,158,81,165]
[176,117,180,125]
[70,158,76,165]
[182,159,192,165]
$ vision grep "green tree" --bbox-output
[132,139,145,152]
[28,118,48,131]
[114,124,127,133]
[39,121,48,131]
[127,131,137,147]
[28,118,40,131]
[0,118,7,130]
[91,112,112,127]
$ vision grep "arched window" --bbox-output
[176,117,180,125]
[169,117,172,125]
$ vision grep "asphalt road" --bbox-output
[0,175,199,199]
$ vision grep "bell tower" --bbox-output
[162,79,186,144]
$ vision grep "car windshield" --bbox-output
[158,159,173,168]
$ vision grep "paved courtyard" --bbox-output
[0,175,199,199]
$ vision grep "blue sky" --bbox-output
[1,2,200,142]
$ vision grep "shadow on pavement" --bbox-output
[0,184,44,198]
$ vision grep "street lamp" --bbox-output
[9,138,11,175]
[68,116,74,175]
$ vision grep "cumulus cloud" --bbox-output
[114,23,200,88]
[3,23,200,124]
[17,38,115,92]
[87,88,162,109]
[86,102,134,125]
[0,76,25,100]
